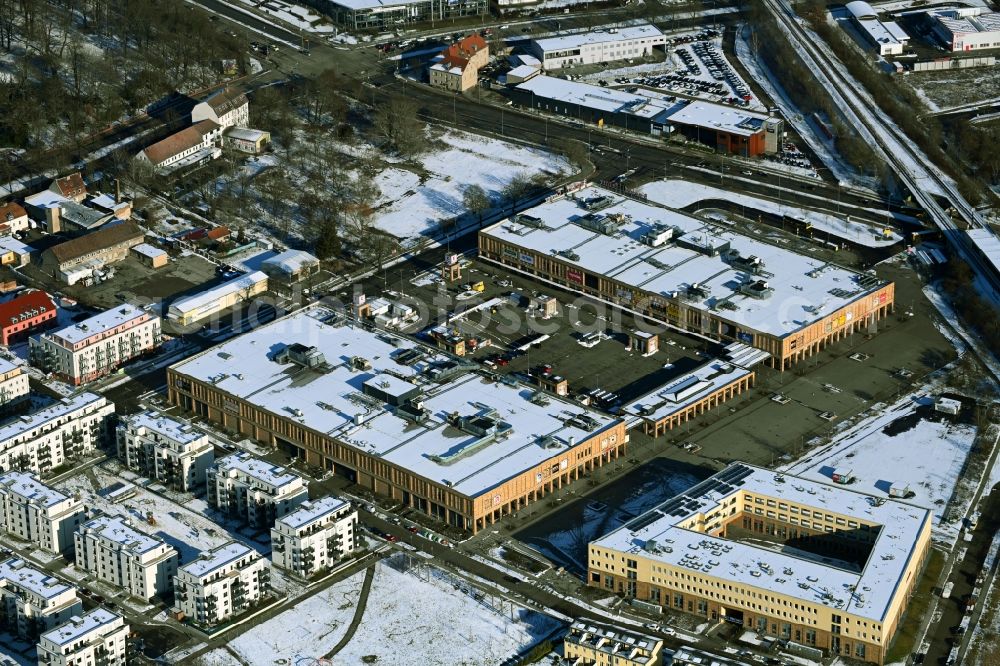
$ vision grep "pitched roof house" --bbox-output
[430,35,490,92]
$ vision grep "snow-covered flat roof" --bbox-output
[330,0,417,10]
[966,227,1000,277]
[168,271,267,317]
[277,496,351,531]
[225,127,269,142]
[0,236,33,255]
[41,608,122,647]
[480,186,887,337]
[179,541,256,579]
[49,303,150,346]
[0,471,71,508]
[123,411,207,445]
[515,75,679,120]
[533,24,664,53]
[23,190,69,210]
[80,514,168,556]
[853,15,907,50]
[663,100,775,137]
[212,452,305,491]
[621,360,753,423]
[0,393,107,446]
[0,557,74,600]
[132,243,167,259]
[171,307,621,497]
[592,462,931,623]
[262,250,319,275]
[0,357,19,375]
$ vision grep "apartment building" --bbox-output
[30,304,162,385]
[0,393,114,477]
[563,620,662,666]
[191,88,249,130]
[36,608,129,666]
[588,464,931,664]
[0,358,30,414]
[271,496,356,577]
[73,514,179,601]
[0,558,82,640]
[0,290,57,345]
[174,542,268,626]
[207,452,308,528]
[0,471,84,555]
[117,412,214,493]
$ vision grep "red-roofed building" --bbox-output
[48,172,87,203]
[136,121,223,174]
[430,34,490,92]
[0,290,57,345]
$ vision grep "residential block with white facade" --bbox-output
[36,608,129,666]
[174,542,268,626]
[73,514,179,601]
[0,393,114,477]
[271,496,356,578]
[30,304,162,385]
[117,412,214,493]
[0,558,82,640]
[207,452,308,528]
[0,358,30,414]
[0,471,84,555]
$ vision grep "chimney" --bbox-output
[115,179,121,204]
[46,206,61,234]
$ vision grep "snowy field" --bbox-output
[335,560,559,665]
[219,570,365,664]
[55,461,269,564]
[781,393,978,543]
[639,179,903,248]
[197,558,559,666]
[371,131,570,239]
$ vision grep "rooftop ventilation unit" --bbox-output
[739,279,774,300]
[686,282,710,299]
[642,224,674,247]
[514,214,546,229]
[274,343,334,373]
[728,251,766,275]
[579,195,614,211]
[677,234,730,257]
[575,212,621,236]
[558,249,581,261]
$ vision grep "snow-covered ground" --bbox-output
[639,179,903,247]
[222,570,364,664]
[200,558,559,666]
[55,461,269,564]
[335,560,559,665]
[734,24,870,189]
[781,393,978,543]
[371,131,570,239]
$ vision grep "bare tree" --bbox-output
[501,172,533,215]
[462,184,492,227]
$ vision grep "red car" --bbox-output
[386,534,399,543]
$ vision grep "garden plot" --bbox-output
[370,131,570,239]
[55,462,267,563]
[639,179,903,248]
[781,394,977,543]
[223,569,365,664]
[334,559,559,665]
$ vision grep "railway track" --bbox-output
[760,0,1000,300]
